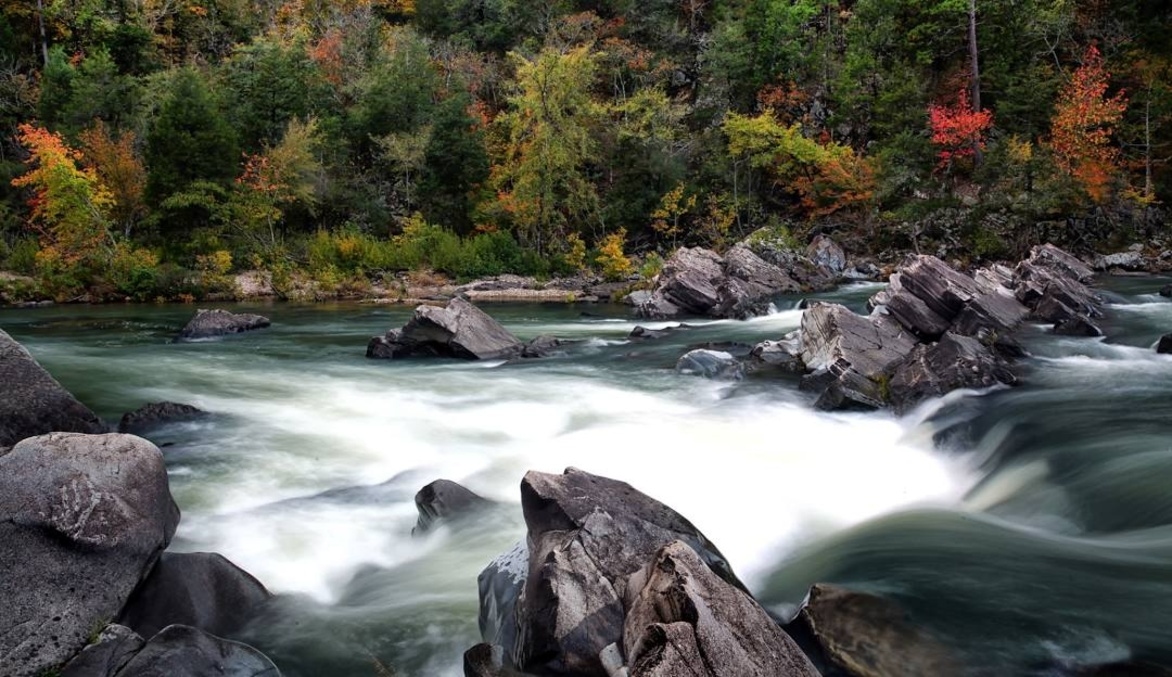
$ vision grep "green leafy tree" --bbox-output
[489,44,605,254]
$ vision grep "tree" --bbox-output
[11,123,112,274]
[79,121,147,239]
[928,85,993,172]
[489,45,606,254]
[1049,44,1128,203]
[231,117,322,258]
[724,111,874,217]
[145,67,239,205]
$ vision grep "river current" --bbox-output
[2,277,1171,676]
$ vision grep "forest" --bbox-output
[0,0,1169,301]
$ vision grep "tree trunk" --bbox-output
[36,0,49,66]
[968,0,983,164]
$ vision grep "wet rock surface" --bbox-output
[176,309,271,341]
[367,297,524,360]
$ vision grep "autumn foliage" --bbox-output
[928,87,993,171]
[1049,45,1128,203]
[11,124,113,272]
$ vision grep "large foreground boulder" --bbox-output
[624,541,819,677]
[117,552,271,641]
[176,309,270,341]
[0,433,180,677]
[0,328,106,447]
[366,297,524,360]
[474,468,811,676]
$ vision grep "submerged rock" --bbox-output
[366,297,524,360]
[0,433,179,677]
[674,348,744,380]
[176,308,270,341]
[0,327,107,447]
[112,624,280,677]
[1159,284,1171,298]
[520,334,562,358]
[749,334,806,374]
[787,584,960,677]
[118,401,208,435]
[1158,333,1172,354]
[117,552,271,641]
[1054,315,1103,337]
[624,541,819,677]
[412,479,492,535]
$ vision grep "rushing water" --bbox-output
[2,277,1171,676]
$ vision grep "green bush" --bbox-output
[4,237,40,275]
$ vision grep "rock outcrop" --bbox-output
[791,244,1100,412]
[117,552,271,640]
[0,328,106,447]
[636,244,803,320]
[0,433,179,677]
[366,297,527,360]
[412,479,492,535]
[176,309,270,341]
[118,401,208,435]
[471,468,814,676]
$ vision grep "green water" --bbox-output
[2,277,1171,676]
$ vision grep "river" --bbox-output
[2,277,1170,676]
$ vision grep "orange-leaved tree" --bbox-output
[1049,44,1128,203]
[11,123,113,274]
[928,86,993,172]
[79,121,148,239]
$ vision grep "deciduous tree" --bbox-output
[1049,44,1128,203]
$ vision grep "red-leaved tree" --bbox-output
[1050,44,1128,203]
[928,86,993,172]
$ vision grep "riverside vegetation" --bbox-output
[0,0,1170,304]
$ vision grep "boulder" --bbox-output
[0,328,106,447]
[888,333,1016,414]
[1158,333,1172,354]
[1160,284,1171,298]
[366,297,524,360]
[176,309,270,341]
[1053,315,1103,337]
[117,552,271,641]
[492,468,744,675]
[890,255,983,323]
[787,584,960,677]
[748,335,806,374]
[111,624,280,677]
[624,541,818,677]
[118,402,207,435]
[627,324,693,341]
[0,433,179,677]
[636,248,723,319]
[806,234,847,276]
[637,245,800,319]
[412,479,492,535]
[61,625,145,677]
[799,303,917,410]
[520,335,562,359]
[674,349,745,380]
[1026,242,1095,283]
[1094,250,1145,271]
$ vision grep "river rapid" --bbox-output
[2,277,1171,676]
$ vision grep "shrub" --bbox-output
[595,228,632,281]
